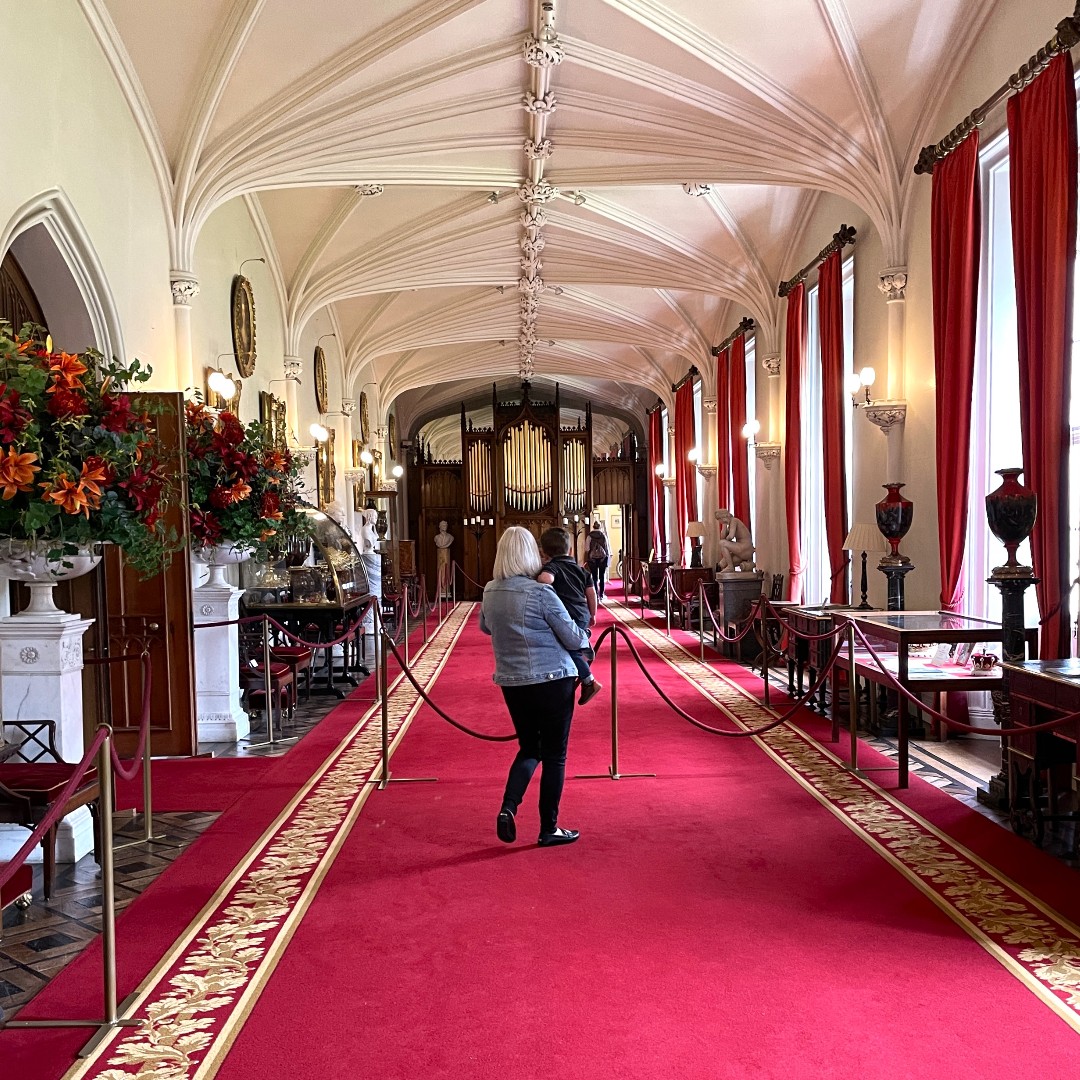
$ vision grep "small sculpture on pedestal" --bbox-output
[715,508,755,574]
[434,520,455,598]
[359,508,379,554]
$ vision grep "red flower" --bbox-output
[223,449,260,480]
[119,464,164,513]
[190,509,223,546]
[260,491,282,521]
[0,383,32,442]
[46,386,89,418]
[100,392,136,434]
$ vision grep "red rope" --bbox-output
[0,726,109,892]
[85,653,153,782]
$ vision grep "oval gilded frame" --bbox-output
[230,275,257,378]
[358,392,369,444]
[314,345,328,414]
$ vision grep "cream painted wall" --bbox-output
[0,0,175,383]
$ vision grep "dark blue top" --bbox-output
[543,554,592,629]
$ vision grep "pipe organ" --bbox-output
[411,382,642,594]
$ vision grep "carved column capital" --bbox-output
[702,398,717,414]
[761,354,781,378]
[755,443,781,469]
[355,184,384,198]
[878,267,908,302]
[284,355,303,381]
[170,272,200,306]
[696,464,717,480]
[667,424,676,438]
[340,398,356,416]
[661,476,676,489]
[863,401,907,433]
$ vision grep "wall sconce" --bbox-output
[687,447,700,463]
[846,367,877,407]
[309,423,330,443]
[391,464,404,479]
[206,369,237,402]
[741,418,761,447]
[654,462,666,479]
[359,449,374,466]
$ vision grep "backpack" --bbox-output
[588,531,608,562]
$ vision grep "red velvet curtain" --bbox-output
[729,334,751,530]
[674,380,698,565]
[931,132,981,613]
[1008,53,1077,659]
[818,251,849,603]
[649,407,666,560]
[715,346,732,512]
[784,284,806,602]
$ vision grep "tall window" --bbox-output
[800,256,855,605]
[966,129,1043,631]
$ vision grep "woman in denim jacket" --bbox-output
[480,526,590,847]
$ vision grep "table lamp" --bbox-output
[843,523,889,609]
[686,520,706,568]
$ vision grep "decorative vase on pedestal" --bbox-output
[192,545,252,745]
[985,467,1037,576]
[0,543,100,864]
[875,483,913,565]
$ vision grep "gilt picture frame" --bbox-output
[314,345,328,414]
[230,274,257,378]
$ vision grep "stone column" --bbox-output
[193,571,249,745]
[662,476,677,564]
[696,465,717,566]
[171,272,200,397]
[339,399,356,533]
[0,598,96,863]
[876,269,908,481]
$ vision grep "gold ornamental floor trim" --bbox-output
[62,603,474,1080]
[609,602,1080,1034]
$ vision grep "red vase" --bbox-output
[985,467,1037,570]
[875,483,913,561]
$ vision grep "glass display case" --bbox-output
[240,504,370,607]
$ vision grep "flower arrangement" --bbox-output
[185,401,310,560]
[0,321,177,576]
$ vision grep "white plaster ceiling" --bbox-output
[90,0,992,441]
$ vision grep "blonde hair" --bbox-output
[492,526,542,579]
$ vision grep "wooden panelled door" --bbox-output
[104,392,196,757]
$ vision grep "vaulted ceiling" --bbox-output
[87,0,994,440]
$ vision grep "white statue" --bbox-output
[434,519,455,598]
[359,508,379,554]
[715,508,755,573]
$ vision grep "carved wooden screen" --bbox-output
[503,418,553,513]
[562,436,587,512]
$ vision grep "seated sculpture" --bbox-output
[715,508,755,572]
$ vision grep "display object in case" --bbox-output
[240,503,370,606]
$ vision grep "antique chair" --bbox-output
[0,722,101,900]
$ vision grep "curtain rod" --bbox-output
[777,224,857,298]
[646,397,664,415]
[670,364,699,393]
[914,6,1080,175]
[710,317,755,357]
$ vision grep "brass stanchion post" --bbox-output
[762,601,772,705]
[699,580,706,661]
[379,627,391,788]
[842,620,868,779]
[665,577,672,636]
[402,592,410,668]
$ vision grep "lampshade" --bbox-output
[686,520,706,539]
[843,522,888,553]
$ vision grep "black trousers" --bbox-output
[500,677,577,835]
[589,560,607,597]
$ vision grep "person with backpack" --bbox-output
[584,520,611,599]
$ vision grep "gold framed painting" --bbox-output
[230,275,257,378]
[258,391,287,451]
[352,478,366,512]
[352,439,365,468]
[316,429,336,509]
[314,345,328,414]
[358,392,369,444]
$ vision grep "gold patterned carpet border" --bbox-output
[609,601,1080,1034]
[61,602,474,1080]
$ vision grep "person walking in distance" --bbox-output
[480,527,590,847]
[537,526,602,705]
[584,520,611,599]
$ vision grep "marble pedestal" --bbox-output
[193,579,250,745]
[0,606,96,864]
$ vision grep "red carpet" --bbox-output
[5,601,1080,1079]
[114,756,274,812]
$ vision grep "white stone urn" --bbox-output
[0,541,102,620]
[193,543,252,587]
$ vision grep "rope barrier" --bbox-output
[379,632,517,742]
[0,726,109,893]
[689,582,758,645]
[453,560,488,592]
[195,599,376,652]
[85,653,153,782]
[591,623,845,738]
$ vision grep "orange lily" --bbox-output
[42,473,97,517]
[0,448,39,500]
[79,458,109,501]
[47,352,88,390]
